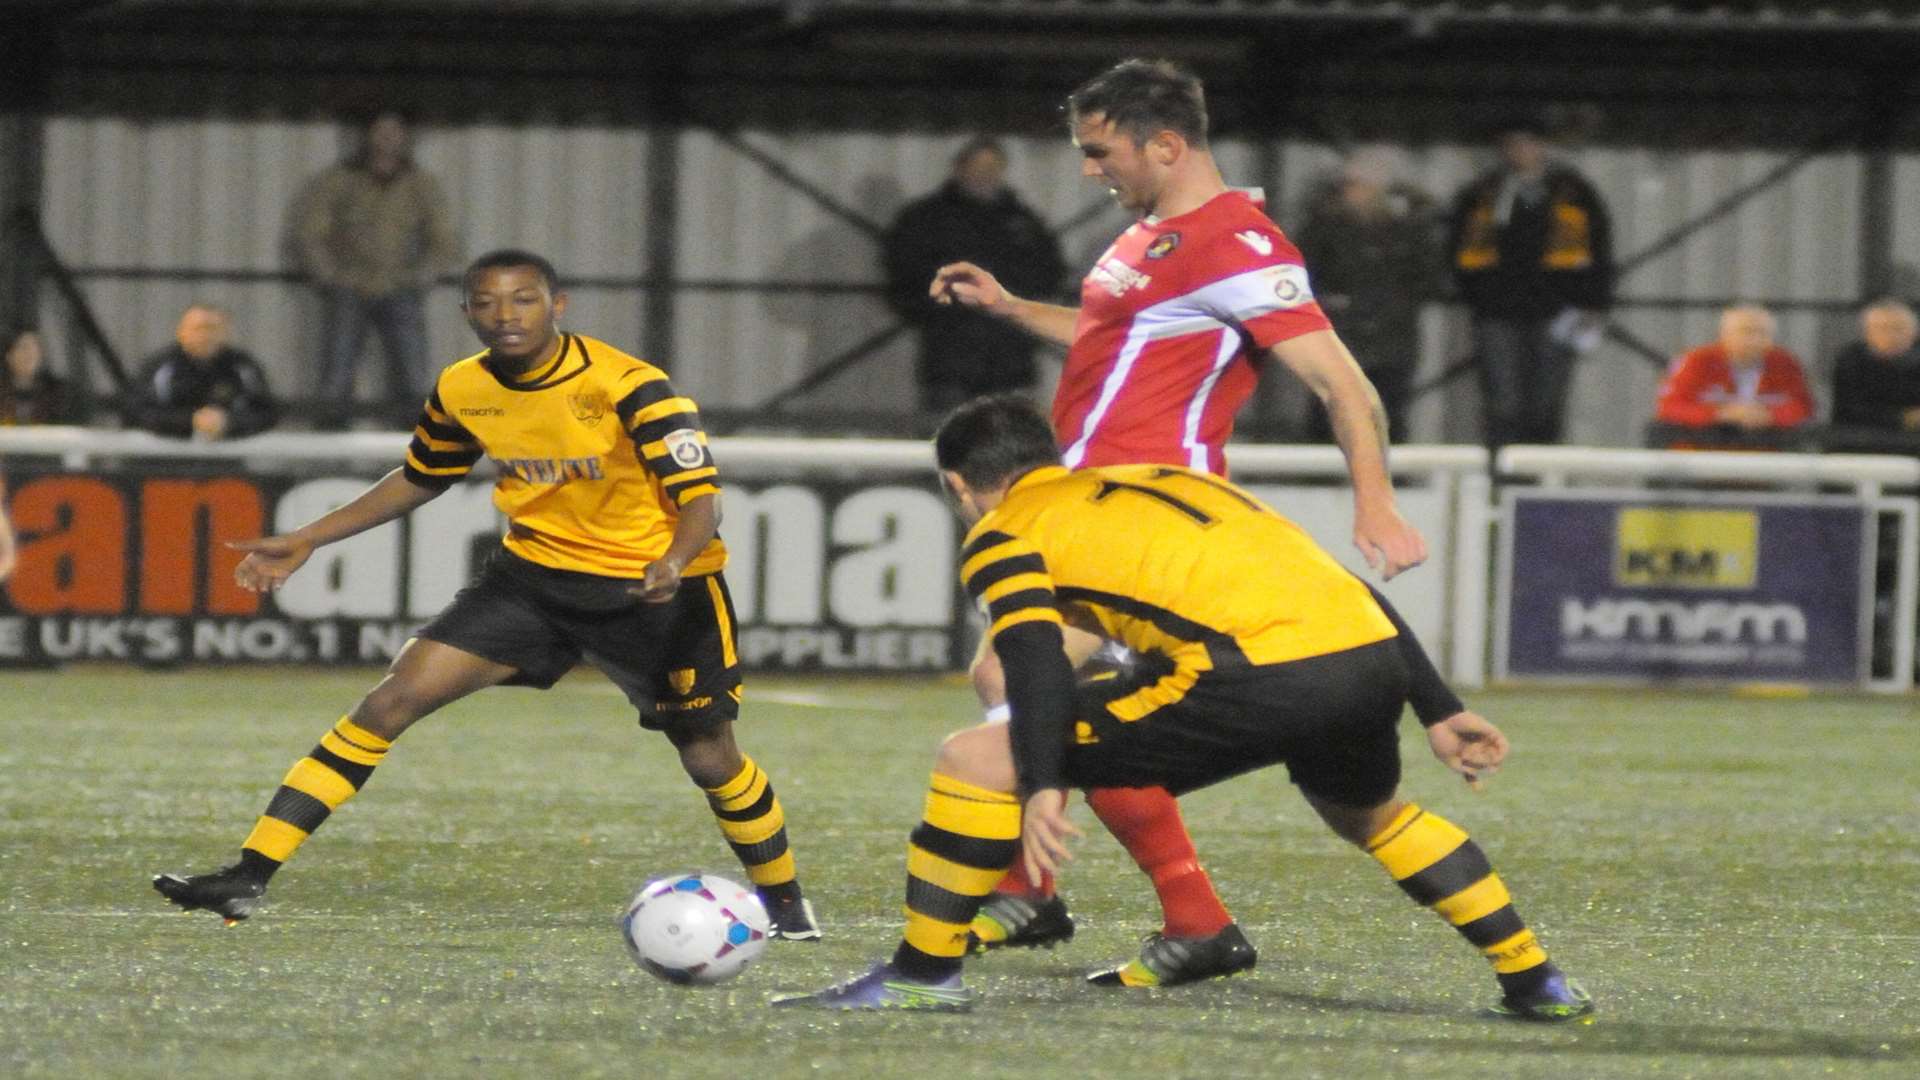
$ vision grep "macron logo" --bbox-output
[1235,230,1273,256]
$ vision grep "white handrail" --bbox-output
[0,426,1488,478]
[1497,444,1920,495]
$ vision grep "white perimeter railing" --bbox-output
[5,428,1915,691]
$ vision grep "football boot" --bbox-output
[152,864,267,926]
[966,894,1074,953]
[1086,923,1257,988]
[770,963,975,1012]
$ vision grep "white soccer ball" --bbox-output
[621,873,771,985]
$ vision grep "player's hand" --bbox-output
[930,261,1017,317]
[1427,710,1509,791]
[1354,504,1427,581]
[629,558,685,604]
[229,535,314,592]
[1019,788,1082,882]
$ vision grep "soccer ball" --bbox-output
[620,873,771,985]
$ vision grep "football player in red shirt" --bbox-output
[928,58,1428,988]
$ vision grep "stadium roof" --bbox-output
[39,0,1920,33]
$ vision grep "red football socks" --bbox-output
[1086,785,1233,939]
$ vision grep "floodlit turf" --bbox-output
[3,666,1916,1078]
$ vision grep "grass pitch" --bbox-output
[3,666,1916,1079]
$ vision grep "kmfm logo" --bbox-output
[1613,508,1757,589]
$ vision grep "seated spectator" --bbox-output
[1830,298,1920,435]
[2,329,74,425]
[0,472,14,583]
[1654,304,1813,444]
[125,305,280,440]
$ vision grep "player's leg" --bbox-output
[969,627,1234,954]
[662,717,816,940]
[1282,640,1590,1019]
[627,572,817,940]
[774,722,1020,1011]
[152,637,515,923]
[1308,792,1591,1022]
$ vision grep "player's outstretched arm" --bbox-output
[1266,329,1427,579]
[1426,710,1509,790]
[230,467,439,592]
[630,493,719,604]
[930,261,1079,347]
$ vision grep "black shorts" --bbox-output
[1062,639,1411,807]
[417,549,742,730]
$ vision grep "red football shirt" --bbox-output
[1054,190,1332,475]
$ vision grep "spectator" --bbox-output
[1653,304,1814,440]
[125,305,281,440]
[2,329,74,426]
[1447,117,1614,448]
[882,137,1067,413]
[1830,298,1920,434]
[0,472,14,583]
[1294,146,1441,444]
[294,111,460,429]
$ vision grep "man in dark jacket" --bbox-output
[126,305,280,440]
[1830,299,1920,448]
[1295,147,1442,444]
[883,138,1067,413]
[1447,120,1614,448]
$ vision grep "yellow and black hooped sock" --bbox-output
[704,756,795,889]
[238,717,392,881]
[892,773,1021,981]
[1366,803,1552,992]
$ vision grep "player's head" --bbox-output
[1066,59,1208,214]
[933,394,1061,523]
[1862,297,1918,359]
[462,249,569,365]
[1718,303,1776,366]
[175,304,230,362]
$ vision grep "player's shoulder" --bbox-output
[433,350,495,395]
[575,335,677,393]
[1163,194,1303,287]
[981,465,1084,527]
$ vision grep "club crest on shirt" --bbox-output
[1145,232,1181,259]
[1266,263,1315,307]
[567,389,609,427]
[663,427,706,468]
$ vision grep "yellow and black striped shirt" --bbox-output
[961,463,1396,722]
[403,332,725,578]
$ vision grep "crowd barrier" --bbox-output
[2,428,1912,693]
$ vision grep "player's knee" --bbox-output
[350,681,429,741]
[668,723,743,788]
[933,725,1015,791]
[1311,794,1404,848]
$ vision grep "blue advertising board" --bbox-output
[1498,491,1871,684]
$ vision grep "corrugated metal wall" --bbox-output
[34,116,1884,445]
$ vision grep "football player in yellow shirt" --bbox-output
[154,250,818,940]
[777,395,1589,1020]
